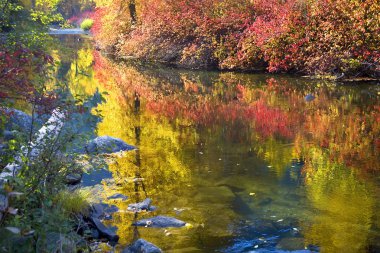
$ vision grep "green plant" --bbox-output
[54,189,90,216]
[80,18,93,31]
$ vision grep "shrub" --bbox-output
[80,18,94,31]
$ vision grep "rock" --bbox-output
[65,173,82,185]
[3,109,32,133]
[90,203,119,219]
[122,239,162,253]
[85,136,136,154]
[90,203,104,219]
[258,197,273,206]
[108,193,128,201]
[127,198,156,212]
[276,237,305,251]
[89,217,119,242]
[194,186,235,204]
[133,216,186,228]
[91,228,100,239]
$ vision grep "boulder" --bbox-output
[90,203,119,219]
[133,216,186,228]
[127,198,156,212]
[3,109,33,133]
[65,173,82,185]
[85,136,136,154]
[89,217,119,242]
[122,239,162,253]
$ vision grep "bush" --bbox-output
[80,18,94,31]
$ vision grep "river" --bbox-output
[51,34,380,253]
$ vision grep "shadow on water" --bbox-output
[50,34,380,253]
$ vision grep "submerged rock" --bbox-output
[122,239,162,253]
[133,215,186,228]
[127,198,156,212]
[276,237,305,251]
[85,136,136,154]
[89,217,119,242]
[108,193,128,201]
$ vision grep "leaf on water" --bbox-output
[5,227,21,234]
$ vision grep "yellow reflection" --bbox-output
[304,148,375,253]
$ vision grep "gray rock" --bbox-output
[90,217,119,242]
[3,109,32,133]
[104,204,119,213]
[108,193,128,201]
[122,239,162,253]
[127,198,156,212]
[133,216,186,228]
[65,173,82,185]
[90,203,119,219]
[90,203,104,219]
[85,136,136,154]
[91,229,100,239]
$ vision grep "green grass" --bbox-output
[54,189,91,215]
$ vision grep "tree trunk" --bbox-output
[129,0,137,25]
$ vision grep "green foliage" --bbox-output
[54,189,90,216]
[80,18,93,30]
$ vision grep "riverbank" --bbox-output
[91,0,380,80]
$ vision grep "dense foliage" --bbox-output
[92,0,380,78]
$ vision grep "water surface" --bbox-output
[52,35,380,253]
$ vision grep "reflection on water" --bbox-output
[51,35,380,252]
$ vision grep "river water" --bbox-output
[52,35,380,252]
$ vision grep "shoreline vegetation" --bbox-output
[90,0,380,81]
[0,0,379,251]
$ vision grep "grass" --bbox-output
[54,189,91,216]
